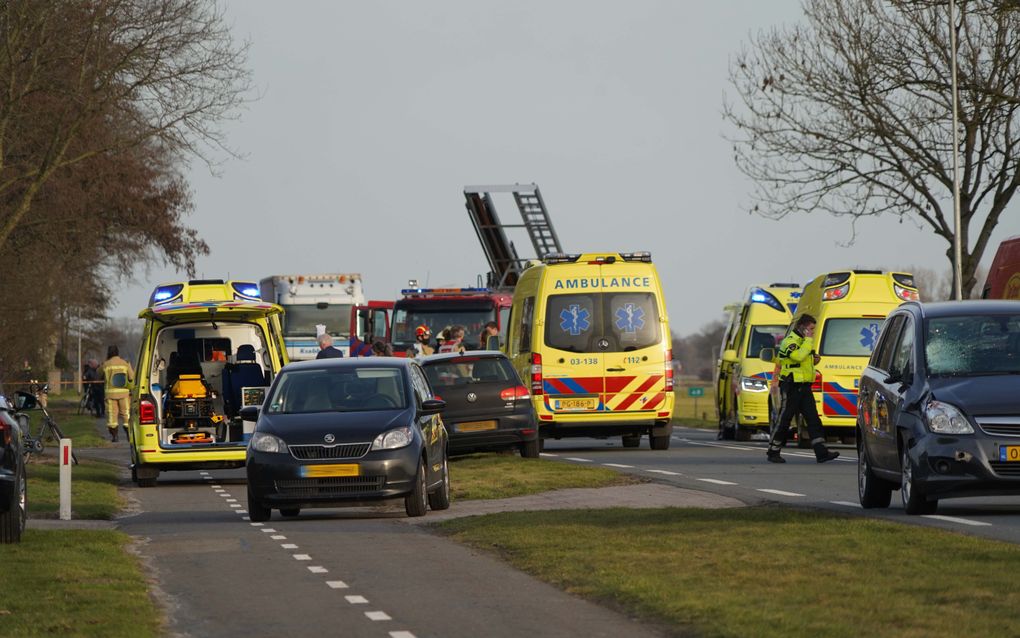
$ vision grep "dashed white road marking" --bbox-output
[250,522,263,527]
[757,488,805,497]
[293,554,311,561]
[390,632,416,638]
[345,595,369,604]
[215,489,226,493]
[830,501,863,508]
[539,452,559,457]
[281,543,298,549]
[237,510,248,514]
[366,611,392,621]
[603,463,633,468]
[225,498,237,503]
[229,504,242,508]
[260,528,277,533]
[697,478,737,486]
[308,566,329,574]
[326,581,349,589]
[210,484,221,488]
[922,514,992,527]
[241,516,251,521]
[271,535,287,540]
[646,469,681,476]
[564,457,593,463]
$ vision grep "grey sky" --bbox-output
[113,0,1019,334]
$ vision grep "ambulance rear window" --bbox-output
[820,318,884,357]
[545,293,660,353]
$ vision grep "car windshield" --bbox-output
[282,304,352,338]
[926,314,1020,376]
[266,367,407,414]
[423,356,517,388]
[543,292,661,353]
[745,325,786,358]
[391,304,495,349]
[819,318,884,357]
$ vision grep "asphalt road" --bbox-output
[541,426,1020,544]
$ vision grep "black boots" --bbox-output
[815,445,839,463]
[766,452,786,463]
[109,428,118,442]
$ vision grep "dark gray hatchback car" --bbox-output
[857,300,1020,514]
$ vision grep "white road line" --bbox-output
[564,457,593,463]
[241,516,250,521]
[219,494,231,498]
[326,581,348,589]
[237,510,247,514]
[260,528,277,533]
[757,488,805,497]
[229,504,242,508]
[366,611,392,621]
[539,452,559,457]
[830,501,863,508]
[390,632,416,638]
[603,463,633,468]
[281,543,298,549]
[308,566,329,574]
[922,514,992,527]
[345,595,369,604]
[210,485,221,489]
[225,498,237,503]
[250,522,263,527]
[271,535,286,540]
[697,478,737,486]
[293,554,311,561]
[646,469,681,476]
[214,489,226,493]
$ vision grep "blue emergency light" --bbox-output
[749,288,785,312]
[231,282,261,298]
[150,284,184,306]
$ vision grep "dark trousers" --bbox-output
[769,379,828,458]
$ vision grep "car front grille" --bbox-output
[989,462,1020,477]
[289,443,371,460]
[274,476,385,497]
[976,417,1020,437]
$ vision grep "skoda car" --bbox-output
[245,358,449,520]
[857,300,1020,514]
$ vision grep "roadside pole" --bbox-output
[59,438,72,520]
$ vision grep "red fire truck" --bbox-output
[388,288,512,356]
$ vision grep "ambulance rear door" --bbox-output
[540,289,606,413]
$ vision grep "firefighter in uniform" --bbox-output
[99,345,135,442]
[767,314,839,464]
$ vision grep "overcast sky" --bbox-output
[111,0,1020,334]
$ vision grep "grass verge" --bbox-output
[23,396,110,449]
[26,457,122,519]
[450,453,640,500]
[0,530,161,637]
[673,385,717,428]
[438,506,1020,638]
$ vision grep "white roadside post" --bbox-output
[59,438,72,520]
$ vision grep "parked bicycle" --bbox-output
[14,389,79,465]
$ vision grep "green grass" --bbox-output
[450,453,641,500]
[439,506,1020,638]
[20,396,110,449]
[27,457,122,519]
[0,530,161,637]
[673,383,716,427]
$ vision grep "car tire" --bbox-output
[248,486,271,522]
[649,433,671,450]
[520,438,540,459]
[538,438,546,452]
[404,460,428,517]
[137,474,158,488]
[280,508,300,518]
[901,447,937,515]
[734,421,751,442]
[858,443,892,509]
[427,454,451,511]
[0,463,26,544]
[622,434,641,448]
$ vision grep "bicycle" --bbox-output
[77,382,102,417]
[13,389,79,465]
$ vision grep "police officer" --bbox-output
[99,345,134,442]
[767,314,839,464]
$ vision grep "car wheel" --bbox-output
[538,438,546,452]
[247,486,271,522]
[650,433,671,450]
[427,454,451,511]
[0,462,26,544]
[901,447,937,515]
[404,459,428,517]
[519,438,540,459]
[734,420,751,442]
[622,434,641,448]
[858,443,891,509]
[136,468,158,488]
[279,508,300,518]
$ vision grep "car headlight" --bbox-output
[740,376,769,393]
[250,432,289,453]
[372,426,413,451]
[925,400,973,434]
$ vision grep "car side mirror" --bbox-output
[759,348,775,363]
[420,399,446,416]
[239,405,260,422]
[486,335,500,351]
[722,349,738,364]
[13,391,37,411]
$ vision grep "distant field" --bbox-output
[673,382,717,428]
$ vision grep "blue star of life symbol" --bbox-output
[615,303,645,333]
[559,304,591,336]
[859,322,881,351]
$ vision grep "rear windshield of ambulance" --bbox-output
[544,293,661,353]
[820,318,884,357]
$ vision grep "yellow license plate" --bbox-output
[554,398,599,411]
[1000,446,1020,462]
[457,420,498,432]
[300,464,360,478]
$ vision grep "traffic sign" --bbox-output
[687,387,705,398]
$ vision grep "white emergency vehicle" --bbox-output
[259,274,366,360]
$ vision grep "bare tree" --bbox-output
[725,0,1020,299]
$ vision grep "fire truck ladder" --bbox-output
[464,183,563,288]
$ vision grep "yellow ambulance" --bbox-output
[504,252,675,450]
[789,270,918,443]
[717,284,801,441]
[129,279,289,486]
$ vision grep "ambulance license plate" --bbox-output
[301,464,360,478]
[554,398,599,411]
[457,420,498,432]
[999,446,1020,462]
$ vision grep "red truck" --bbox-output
[983,236,1020,299]
[387,288,512,356]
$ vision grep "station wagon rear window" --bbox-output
[544,293,660,353]
[820,318,884,357]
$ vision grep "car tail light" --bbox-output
[894,284,920,301]
[664,349,674,392]
[140,399,157,424]
[501,386,531,401]
[822,283,849,301]
[811,372,823,393]
[531,353,543,395]
[0,418,10,446]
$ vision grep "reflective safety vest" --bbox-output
[101,356,135,398]
[778,332,816,383]
[437,340,464,354]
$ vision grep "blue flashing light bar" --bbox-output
[748,287,785,312]
[150,284,184,306]
[401,287,491,296]
[231,282,261,298]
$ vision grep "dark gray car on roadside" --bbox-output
[857,300,1020,514]
[419,351,539,458]
[0,387,27,543]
